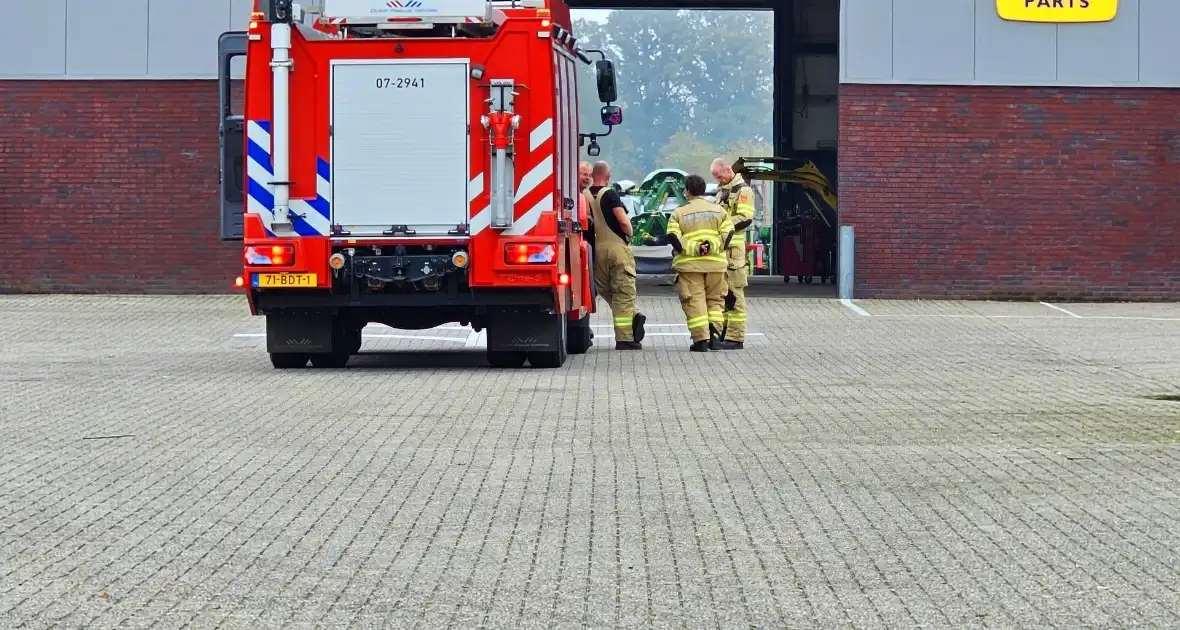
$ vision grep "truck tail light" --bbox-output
[559,272,569,285]
[245,244,295,266]
[505,243,555,264]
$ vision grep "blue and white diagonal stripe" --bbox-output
[246,120,332,236]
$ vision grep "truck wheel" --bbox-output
[345,326,363,355]
[487,350,527,368]
[270,353,309,369]
[310,351,350,368]
[566,314,592,355]
[529,315,568,368]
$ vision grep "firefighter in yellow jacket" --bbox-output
[585,161,646,349]
[710,158,755,350]
[661,174,734,352]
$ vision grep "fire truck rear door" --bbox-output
[330,59,471,236]
[217,31,247,241]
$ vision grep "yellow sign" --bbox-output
[997,0,1117,23]
[254,273,317,288]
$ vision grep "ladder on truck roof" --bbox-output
[291,0,546,28]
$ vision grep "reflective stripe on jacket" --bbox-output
[666,197,734,274]
[718,174,755,254]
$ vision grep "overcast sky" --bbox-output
[571,9,611,22]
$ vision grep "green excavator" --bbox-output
[623,168,690,275]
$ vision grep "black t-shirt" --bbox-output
[588,185,628,242]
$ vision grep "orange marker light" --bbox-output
[559,273,570,285]
[234,276,245,288]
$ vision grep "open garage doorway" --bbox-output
[567,0,840,295]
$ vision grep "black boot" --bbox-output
[718,340,744,350]
[632,312,647,343]
[709,325,722,351]
[616,340,642,350]
[690,340,710,352]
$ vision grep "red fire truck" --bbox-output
[217,0,623,369]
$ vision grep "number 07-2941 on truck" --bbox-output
[216,0,624,369]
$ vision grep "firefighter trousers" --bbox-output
[723,262,748,342]
[594,244,638,342]
[676,271,727,343]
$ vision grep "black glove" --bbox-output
[725,291,737,311]
[666,234,683,254]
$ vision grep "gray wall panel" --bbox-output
[67,0,150,76]
[842,0,1180,88]
[1057,0,1139,84]
[0,0,250,78]
[892,0,974,82]
[1138,0,1180,85]
[150,0,233,76]
[0,0,66,76]
[840,0,892,81]
[974,0,1056,84]
[232,0,257,27]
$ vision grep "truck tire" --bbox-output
[310,350,349,368]
[270,353,310,369]
[309,323,354,368]
[528,314,568,368]
[487,350,527,368]
[567,314,592,355]
[344,326,363,355]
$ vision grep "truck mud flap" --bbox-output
[486,308,563,353]
[266,312,333,354]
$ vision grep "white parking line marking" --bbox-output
[600,332,765,338]
[1067,316,1180,322]
[870,315,1053,320]
[233,333,466,342]
[868,314,1180,322]
[463,329,487,348]
[840,299,872,317]
[1040,302,1083,318]
[370,323,697,331]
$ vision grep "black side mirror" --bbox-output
[595,59,617,103]
[600,105,623,127]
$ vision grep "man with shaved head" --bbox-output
[710,157,755,350]
[585,160,646,349]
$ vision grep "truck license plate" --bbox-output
[253,273,317,288]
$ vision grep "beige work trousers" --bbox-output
[595,245,638,342]
[676,271,727,343]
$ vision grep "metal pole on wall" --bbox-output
[838,225,854,300]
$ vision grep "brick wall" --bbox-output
[839,84,1180,300]
[3,81,1179,299]
[0,80,238,293]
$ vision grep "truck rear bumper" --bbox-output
[250,287,554,311]
[257,288,570,357]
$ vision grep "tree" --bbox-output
[569,10,774,180]
[718,138,776,165]
[657,131,716,176]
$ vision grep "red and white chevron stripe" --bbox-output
[468,118,555,237]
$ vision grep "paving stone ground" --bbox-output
[2,294,1179,629]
